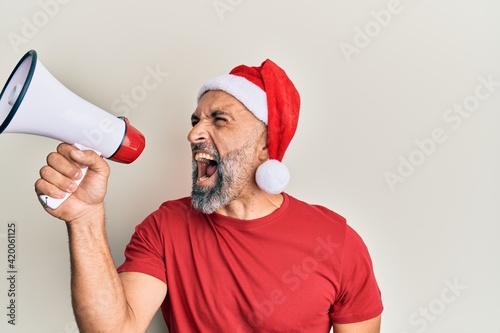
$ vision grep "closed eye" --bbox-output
[191,114,200,127]
[215,117,227,124]
[190,110,233,127]
[211,110,231,126]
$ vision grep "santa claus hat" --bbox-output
[197,59,300,194]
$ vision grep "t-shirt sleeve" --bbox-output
[330,225,383,324]
[116,211,167,284]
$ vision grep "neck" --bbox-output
[216,191,284,220]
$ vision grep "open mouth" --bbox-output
[194,152,219,184]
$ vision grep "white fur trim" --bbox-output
[197,74,268,124]
[255,159,290,194]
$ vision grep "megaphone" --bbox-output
[0,50,146,209]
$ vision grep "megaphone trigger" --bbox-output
[38,143,102,210]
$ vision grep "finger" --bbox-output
[34,177,68,200]
[68,147,109,176]
[56,143,107,172]
[46,151,83,181]
[39,165,78,195]
[56,143,89,170]
[55,143,109,178]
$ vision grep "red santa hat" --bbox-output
[197,59,300,194]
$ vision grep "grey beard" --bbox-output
[191,159,234,214]
[190,143,255,214]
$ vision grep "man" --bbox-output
[35,59,383,332]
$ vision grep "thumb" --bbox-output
[69,148,108,176]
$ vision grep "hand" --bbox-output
[35,143,110,222]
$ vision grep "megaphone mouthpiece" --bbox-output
[109,116,145,164]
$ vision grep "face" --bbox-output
[188,90,267,214]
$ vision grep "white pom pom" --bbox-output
[255,159,290,194]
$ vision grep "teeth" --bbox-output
[195,153,215,163]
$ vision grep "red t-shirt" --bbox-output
[117,193,383,332]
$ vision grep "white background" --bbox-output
[1,0,499,332]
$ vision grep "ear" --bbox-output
[257,131,269,162]
[259,146,269,162]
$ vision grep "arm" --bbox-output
[67,209,167,333]
[35,143,166,332]
[332,315,381,333]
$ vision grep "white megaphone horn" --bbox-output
[0,50,146,209]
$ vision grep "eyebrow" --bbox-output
[191,110,234,122]
[210,110,231,118]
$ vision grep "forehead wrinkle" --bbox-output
[195,91,266,130]
[197,91,248,114]
[209,100,247,115]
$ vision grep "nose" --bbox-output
[187,121,208,145]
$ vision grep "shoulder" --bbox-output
[283,195,376,259]
[285,193,347,226]
[137,196,199,231]
[157,196,193,214]
[279,194,350,248]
